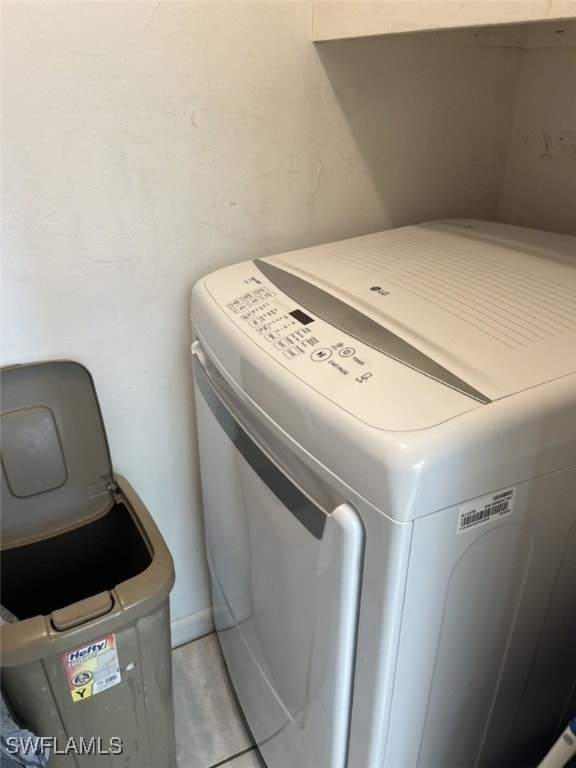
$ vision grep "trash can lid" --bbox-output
[1,361,115,549]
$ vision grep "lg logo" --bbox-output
[370,286,390,297]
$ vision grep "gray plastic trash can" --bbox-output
[0,361,176,767]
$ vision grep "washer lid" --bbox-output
[257,220,576,402]
[0,361,114,549]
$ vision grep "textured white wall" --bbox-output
[1,1,521,643]
[499,44,576,235]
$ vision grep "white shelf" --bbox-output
[312,0,576,43]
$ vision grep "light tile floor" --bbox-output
[173,633,262,768]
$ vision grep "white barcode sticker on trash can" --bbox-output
[63,634,121,702]
[457,487,516,534]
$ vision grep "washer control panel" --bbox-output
[203,262,474,430]
[223,278,375,383]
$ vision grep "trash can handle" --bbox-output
[50,591,114,631]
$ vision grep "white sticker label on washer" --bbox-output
[457,487,516,534]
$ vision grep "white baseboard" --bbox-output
[170,607,214,649]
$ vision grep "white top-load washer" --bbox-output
[190,219,576,768]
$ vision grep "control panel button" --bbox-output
[339,347,355,358]
[311,348,332,362]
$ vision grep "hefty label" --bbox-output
[63,634,121,702]
[67,640,107,663]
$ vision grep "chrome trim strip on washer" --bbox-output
[255,259,491,404]
[193,352,328,539]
